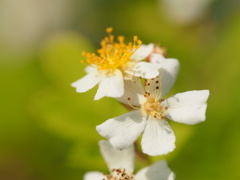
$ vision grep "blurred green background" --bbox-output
[0,0,240,179]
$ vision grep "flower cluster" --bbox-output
[71,28,209,179]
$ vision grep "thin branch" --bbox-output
[134,142,150,164]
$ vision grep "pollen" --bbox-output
[82,28,142,70]
[141,78,168,119]
[106,27,113,34]
[143,96,167,119]
[103,168,135,180]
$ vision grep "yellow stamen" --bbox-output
[141,78,167,119]
[143,96,166,119]
[106,27,113,34]
[127,97,141,110]
[82,28,142,70]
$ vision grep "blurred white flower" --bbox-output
[71,30,159,100]
[0,0,69,55]
[161,0,214,25]
[84,140,175,180]
[97,54,209,156]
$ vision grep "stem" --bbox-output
[134,142,150,164]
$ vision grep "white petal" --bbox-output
[149,53,166,67]
[99,140,134,172]
[94,69,124,100]
[141,118,176,156]
[83,171,105,180]
[150,54,180,97]
[135,160,175,180]
[71,70,102,93]
[85,66,96,73]
[116,79,146,107]
[164,90,210,125]
[131,43,154,61]
[125,62,159,79]
[96,110,147,150]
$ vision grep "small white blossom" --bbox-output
[97,54,209,156]
[71,29,158,100]
[84,140,175,180]
[161,0,214,25]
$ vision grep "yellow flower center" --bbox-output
[142,78,168,119]
[143,96,166,119]
[82,27,142,70]
[127,77,168,119]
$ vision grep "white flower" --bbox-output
[71,28,159,100]
[96,55,210,156]
[84,140,175,180]
[161,0,213,25]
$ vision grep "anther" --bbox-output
[156,81,159,83]
[165,107,168,110]
[118,36,124,43]
[134,36,138,42]
[156,86,159,89]
[127,97,131,101]
[106,27,113,34]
